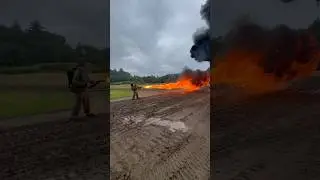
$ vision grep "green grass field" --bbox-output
[0,73,106,118]
[0,72,149,117]
[110,84,132,100]
[0,90,73,118]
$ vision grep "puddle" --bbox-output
[145,117,188,132]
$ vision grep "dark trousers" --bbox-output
[132,91,139,100]
[71,90,90,117]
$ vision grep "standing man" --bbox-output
[70,62,96,120]
[131,83,139,100]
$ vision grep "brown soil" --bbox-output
[212,75,320,180]
[110,88,210,180]
[0,114,108,180]
[0,90,109,180]
[0,88,210,180]
[2,74,320,180]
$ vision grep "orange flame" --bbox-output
[212,48,320,94]
[144,75,209,92]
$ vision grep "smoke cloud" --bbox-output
[181,67,210,87]
[224,22,319,79]
[189,0,301,63]
[190,0,211,62]
[213,21,320,93]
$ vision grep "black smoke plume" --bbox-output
[190,0,211,62]
[189,0,300,63]
[220,21,320,81]
[181,67,209,87]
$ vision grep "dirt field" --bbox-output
[212,76,320,180]
[0,87,210,180]
[110,74,320,179]
[110,89,210,179]
[0,90,109,180]
[3,74,320,179]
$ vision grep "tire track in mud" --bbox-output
[212,80,320,180]
[0,115,108,180]
[110,91,210,180]
[111,92,207,117]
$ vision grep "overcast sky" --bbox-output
[0,0,107,48]
[212,0,320,36]
[110,0,210,76]
[0,0,319,76]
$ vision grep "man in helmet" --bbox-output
[70,61,96,120]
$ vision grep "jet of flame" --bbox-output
[144,70,209,92]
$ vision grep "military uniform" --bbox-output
[131,84,139,100]
[70,66,95,118]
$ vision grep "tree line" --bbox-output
[0,20,108,67]
[110,68,179,84]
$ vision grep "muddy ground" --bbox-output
[110,89,210,179]
[110,74,320,180]
[0,88,210,180]
[213,76,320,180]
[2,75,320,180]
[0,90,109,180]
[0,114,109,180]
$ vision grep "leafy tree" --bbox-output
[27,20,45,33]
[0,20,107,67]
[110,68,179,84]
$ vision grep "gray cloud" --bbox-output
[2,0,316,76]
[110,0,209,76]
[0,0,108,48]
[212,0,320,36]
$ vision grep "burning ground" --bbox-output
[3,0,320,179]
[143,0,211,93]
[144,21,320,95]
[206,7,320,180]
[144,68,210,92]
[211,22,320,179]
[111,1,320,179]
[212,22,320,93]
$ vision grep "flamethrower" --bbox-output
[88,80,105,89]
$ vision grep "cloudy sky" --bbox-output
[0,0,107,48]
[0,0,319,76]
[110,0,210,76]
[212,0,320,36]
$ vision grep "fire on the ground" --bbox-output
[144,69,210,92]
